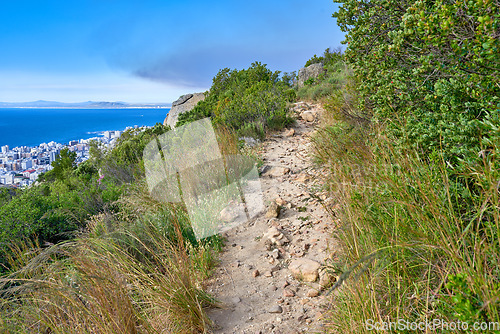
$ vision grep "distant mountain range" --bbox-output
[0,100,171,109]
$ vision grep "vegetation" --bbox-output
[334,0,499,165]
[177,62,296,139]
[0,57,294,331]
[0,122,226,332]
[297,47,349,102]
[302,1,500,333]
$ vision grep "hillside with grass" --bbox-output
[306,0,499,332]
[0,1,499,332]
[0,62,295,332]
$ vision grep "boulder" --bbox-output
[297,63,326,88]
[163,92,205,128]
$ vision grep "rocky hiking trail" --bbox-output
[207,103,340,333]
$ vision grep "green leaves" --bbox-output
[177,62,294,138]
[334,0,500,165]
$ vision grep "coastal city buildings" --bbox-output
[0,126,140,188]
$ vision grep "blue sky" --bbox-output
[0,0,344,103]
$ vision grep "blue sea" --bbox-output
[0,108,170,148]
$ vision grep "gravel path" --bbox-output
[206,103,339,333]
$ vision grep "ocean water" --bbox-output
[0,108,170,148]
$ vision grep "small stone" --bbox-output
[283,289,295,297]
[306,289,319,297]
[300,111,315,122]
[295,173,310,183]
[288,258,321,282]
[265,227,281,238]
[252,270,260,277]
[232,297,241,303]
[266,202,281,218]
[271,249,280,259]
[283,280,290,288]
[275,197,286,206]
[269,305,283,314]
[264,271,273,277]
[267,166,290,177]
[220,206,239,222]
[319,269,336,290]
[284,128,295,137]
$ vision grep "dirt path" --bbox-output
[206,103,339,334]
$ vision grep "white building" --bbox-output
[21,159,33,170]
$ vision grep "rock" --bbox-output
[268,305,283,314]
[297,63,326,88]
[267,166,290,177]
[288,259,321,282]
[284,128,295,137]
[240,136,260,147]
[271,249,280,259]
[172,94,193,106]
[275,197,286,206]
[319,269,336,290]
[266,202,281,218]
[232,297,242,304]
[283,289,296,297]
[163,92,205,128]
[264,227,281,239]
[295,173,310,183]
[306,289,319,297]
[300,111,315,122]
[264,270,273,277]
[252,270,260,277]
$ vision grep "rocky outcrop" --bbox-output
[163,92,205,128]
[297,63,325,88]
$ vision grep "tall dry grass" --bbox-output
[0,198,217,333]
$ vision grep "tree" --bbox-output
[40,148,77,182]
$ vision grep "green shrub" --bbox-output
[177,62,295,138]
[297,60,351,102]
[304,47,343,67]
[333,0,500,165]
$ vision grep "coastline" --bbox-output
[0,107,170,148]
[0,106,170,188]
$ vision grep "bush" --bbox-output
[304,47,343,67]
[297,59,351,102]
[333,0,500,165]
[177,62,295,139]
